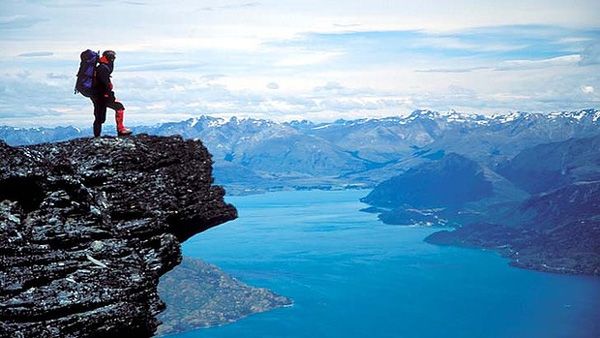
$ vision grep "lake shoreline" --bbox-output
[173,189,600,338]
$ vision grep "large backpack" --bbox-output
[74,49,99,97]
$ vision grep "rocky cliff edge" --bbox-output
[0,135,237,337]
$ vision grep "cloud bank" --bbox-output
[0,0,599,126]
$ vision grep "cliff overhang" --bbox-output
[0,135,237,337]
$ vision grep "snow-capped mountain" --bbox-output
[1,109,599,193]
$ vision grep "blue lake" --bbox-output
[173,190,600,338]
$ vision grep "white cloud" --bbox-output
[415,37,527,52]
[120,37,266,53]
[556,37,594,44]
[275,51,343,67]
[416,67,489,73]
[145,102,168,110]
[581,85,594,94]
[495,54,581,71]
[0,14,46,29]
[200,2,261,11]
[18,51,54,57]
[119,61,207,72]
[314,81,344,92]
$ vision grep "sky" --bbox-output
[0,0,599,127]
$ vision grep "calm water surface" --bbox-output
[172,190,600,338]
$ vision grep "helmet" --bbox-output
[102,50,116,61]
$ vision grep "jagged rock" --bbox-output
[0,135,237,337]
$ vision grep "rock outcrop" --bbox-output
[0,135,237,337]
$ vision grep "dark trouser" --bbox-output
[91,92,125,137]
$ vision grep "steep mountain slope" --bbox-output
[425,135,600,275]
[362,153,494,208]
[361,153,528,225]
[234,132,371,176]
[427,181,600,275]
[496,134,600,194]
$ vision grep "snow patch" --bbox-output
[312,124,333,130]
[208,119,225,127]
[493,112,522,123]
[571,110,586,121]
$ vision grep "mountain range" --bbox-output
[364,133,600,275]
[2,109,599,194]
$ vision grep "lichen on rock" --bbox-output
[0,135,237,337]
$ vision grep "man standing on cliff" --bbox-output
[92,50,132,137]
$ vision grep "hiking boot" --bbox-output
[118,128,132,136]
[115,109,132,136]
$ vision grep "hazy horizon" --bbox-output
[1,107,599,130]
